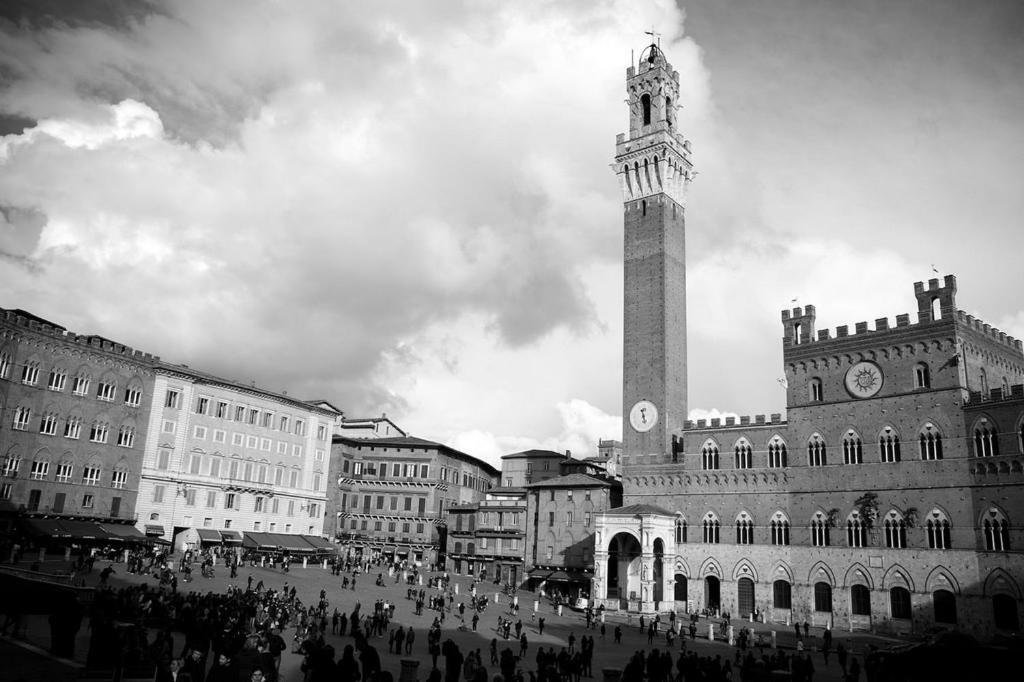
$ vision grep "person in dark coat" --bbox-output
[336,645,360,682]
[206,653,238,682]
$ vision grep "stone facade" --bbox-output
[135,365,340,543]
[499,449,567,488]
[446,487,528,585]
[596,43,1024,640]
[326,435,498,566]
[0,307,156,530]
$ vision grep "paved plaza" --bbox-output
[0,556,915,682]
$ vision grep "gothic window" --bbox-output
[883,510,907,549]
[842,431,863,464]
[879,427,901,463]
[914,362,931,389]
[847,511,868,548]
[734,439,752,469]
[814,582,833,613]
[675,516,687,544]
[768,437,788,468]
[926,509,952,549]
[770,511,790,546]
[702,512,720,544]
[809,378,823,402]
[810,511,831,547]
[980,368,989,395]
[807,434,827,466]
[983,508,1011,551]
[890,587,911,619]
[851,585,872,616]
[735,511,754,545]
[919,424,943,460]
[773,581,792,609]
[641,94,651,126]
[973,421,999,457]
[701,441,720,470]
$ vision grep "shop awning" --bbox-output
[276,533,316,554]
[528,568,552,580]
[195,528,222,543]
[99,524,147,543]
[145,524,166,537]
[220,530,242,544]
[301,535,336,554]
[546,570,572,582]
[242,531,280,550]
[60,520,110,540]
[21,518,70,538]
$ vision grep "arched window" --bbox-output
[675,516,688,544]
[809,377,822,402]
[926,509,952,549]
[0,350,11,379]
[879,427,901,463]
[851,584,872,616]
[641,94,652,126]
[919,424,943,460]
[773,580,792,609]
[794,322,803,345]
[843,431,863,464]
[735,512,754,545]
[770,511,790,546]
[807,434,827,466]
[768,437,788,468]
[847,511,868,548]
[974,421,999,457]
[890,587,911,619]
[810,511,831,547]
[983,508,1011,551]
[883,510,907,549]
[702,512,720,544]
[933,590,957,624]
[734,439,752,469]
[914,362,931,389]
[814,582,833,612]
[701,441,720,470]
[931,296,941,321]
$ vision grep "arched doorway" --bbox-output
[674,574,688,602]
[607,532,642,608]
[738,577,755,617]
[933,590,957,624]
[653,538,665,603]
[705,576,721,612]
[814,582,833,613]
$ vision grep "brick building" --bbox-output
[0,307,156,539]
[594,42,1024,639]
[326,435,498,565]
[135,363,340,546]
[446,485,528,584]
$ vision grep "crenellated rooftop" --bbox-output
[964,383,1024,405]
[1,308,159,362]
[683,413,786,431]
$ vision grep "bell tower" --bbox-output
[616,43,693,463]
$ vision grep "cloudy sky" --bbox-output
[2,0,1022,468]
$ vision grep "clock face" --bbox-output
[629,400,658,433]
[845,361,883,398]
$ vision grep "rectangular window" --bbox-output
[153,484,166,503]
[417,523,425,534]
[72,374,90,396]
[162,420,176,434]
[224,493,237,510]
[111,469,128,489]
[213,429,226,443]
[88,422,109,443]
[566,511,574,526]
[64,417,82,439]
[308,503,318,518]
[224,519,232,528]
[39,413,58,436]
[262,412,273,428]
[13,406,31,431]
[376,495,385,509]
[584,512,592,528]
[548,511,555,527]
[0,352,10,379]
[229,459,239,478]
[290,470,298,487]
[260,438,272,451]
[248,409,259,425]
[313,474,321,490]
[206,490,217,508]
[269,522,276,532]
[255,496,265,512]
[404,497,412,511]
[30,460,49,480]
[55,462,72,482]
[420,464,429,478]
[418,498,426,514]
[253,521,261,531]
[285,523,293,533]
[232,433,244,446]
[156,448,170,470]
[27,488,41,512]
[271,498,279,513]
[567,490,573,501]
[184,488,196,506]
[280,415,290,431]
[546,545,553,560]
[195,396,209,415]
[315,448,325,462]
[277,441,288,455]
[48,370,67,392]
[0,483,10,500]
[165,389,180,409]
[21,361,40,385]
[244,462,253,481]
[317,424,328,440]
[82,466,101,486]
[295,419,305,436]
[204,517,213,527]
[190,454,202,475]
[288,500,295,516]
[216,401,228,418]
[82,493,94,509]
[292,444,303,457]
[235,405,245,421]
[246,435,258,449]
[52,492,65,513]
[117,426,135,448]
[124,386,142,406]
[97,381,116,401]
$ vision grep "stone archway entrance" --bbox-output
[738,577,756,616]
[674,574,688,602]
[705,576,721,612]
[607,532,642,608]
